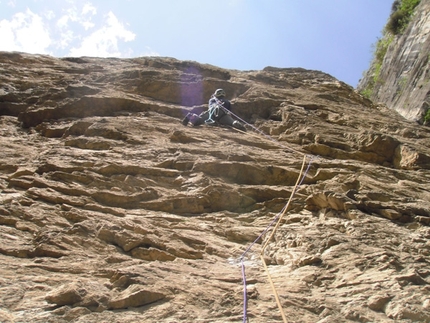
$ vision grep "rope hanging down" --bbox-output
[239,155,311,323]
[216,102,315,322]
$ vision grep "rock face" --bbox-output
[358,0,430,123]
[0,52,430,323]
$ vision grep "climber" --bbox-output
[181,88,247,132]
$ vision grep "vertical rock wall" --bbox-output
[358,0,430,123]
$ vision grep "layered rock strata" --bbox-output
[0,52,430,322]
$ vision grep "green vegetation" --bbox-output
[424,109,430,124]
[386,0,421,34]
[360,0,421,98]
[373,35,394,83]
[360,88,373,99]
[359,35,394,99]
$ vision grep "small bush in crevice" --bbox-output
[386,10,409,34]
[386,0,421,35]
[424,109,430,125]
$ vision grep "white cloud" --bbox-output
[80,3,96,30]
[81,20,95,30]
[82,3,96,16]
[56,3,96,31]
[57,29,74,50]
[0,8,51,54]
[54,3,98,51]
[44,10,55,21]
[56,8,74,29]
[56,14,70,29]
[0,3,137,58]
[68,11,136,57]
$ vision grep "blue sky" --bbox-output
[0,0,394,87]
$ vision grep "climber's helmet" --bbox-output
[214,88,226,98]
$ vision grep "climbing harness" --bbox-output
[205,98,221,125]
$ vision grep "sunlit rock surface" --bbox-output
[358,0,430,123]
[0,52,430,323]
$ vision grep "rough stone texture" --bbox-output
[0,52,430,322]
[358,0,430,123]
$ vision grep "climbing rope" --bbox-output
[214,102,316,322]
[261,155,308,251]
[212,97,306,156]
[239,155,312,323]
[205,99,220,125]
[205,96,317,321]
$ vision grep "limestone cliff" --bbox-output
[358,0,430,123]
[0,52,430,323]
